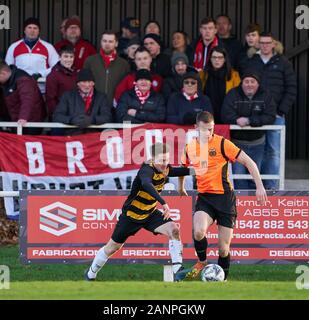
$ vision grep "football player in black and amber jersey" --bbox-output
[180,111,267,280]
[86,142,191,281]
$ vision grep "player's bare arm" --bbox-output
[236,151,268,205]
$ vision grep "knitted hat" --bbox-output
[121,17,140,34]
[64,17,81,31]
[135,69,152,82]
[241,71,260,83]
[143,33,162,47]
[171,52,189,67]
[126,37,141,48]
[23,17,41,30]
[77,69,95,83]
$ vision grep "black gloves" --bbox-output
[71,114,92,129]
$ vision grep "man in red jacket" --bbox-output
[46,45,78,118]
[0,62,46,133]
[54,17,96,71]
[113,46,163,107]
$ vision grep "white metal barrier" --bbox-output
[0,122,285,197]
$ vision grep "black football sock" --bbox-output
[218,253,230,280]
[193,237,208,262]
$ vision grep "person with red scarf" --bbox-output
[166,71,213,125]
[116,69,166,124]
[53,69,112,135]
[84,31,130,107]
[193,17,223,71]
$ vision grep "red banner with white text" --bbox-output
[0,124,230,218]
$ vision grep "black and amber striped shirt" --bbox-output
[123,162,190,221]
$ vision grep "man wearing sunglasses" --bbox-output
[166,71,213,125]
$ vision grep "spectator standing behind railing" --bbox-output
[84,31,130,108]
[238,23,261,76]
[162,52,198,102]
[215,14,242,71]
[114,46,163,107]
[53,69,112,135]
[5,17,59,79]
[54,17,97,71]
[0,62,46,134]
[246,32,297,190]
[166,71,213,125]
[116,69,166,124]
[45,45,78,119]
[221,72,276,189]
[201,46,240,124]
[164,31,194,65]
[143,33,172,78]
[117,17,141,58]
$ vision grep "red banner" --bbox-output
[20,191,309,264]
[0,124,229,218]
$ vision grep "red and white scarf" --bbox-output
[100,49,117,69]
[79,88,94,113]
[134,84,150,105]
[193,36,219,70]
[182,89,198,101]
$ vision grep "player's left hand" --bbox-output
[162,204,171,220]
[178,188,188,196]
[256,186,268,206]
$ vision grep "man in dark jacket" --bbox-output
[162,52,198,102]
[215,14,242,70]
[143,33,172,78]
[166,71,213,125]
[53,69,112,135]
[246,32,297,189]
[221,72,276,189]
[116,69,166,124]
[0,62,46,130]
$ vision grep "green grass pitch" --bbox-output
[0,246,308,300]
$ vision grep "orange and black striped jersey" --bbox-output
[123,162,190,221]
[182,134,241,194]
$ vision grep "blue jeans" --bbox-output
[232,140,265,190]
[261,116,285,190]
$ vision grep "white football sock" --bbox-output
[88,247,109,279]
[169,239,183,273]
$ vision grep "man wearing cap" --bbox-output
[221,72,277,189]
[143,33,172,78]
[166,71,212,125]
[53,69,112,135]
[116,69,165,124]
[5,17,59,79]
[162,52,197,102]
[54,17,97,71]
[118,17,141,57]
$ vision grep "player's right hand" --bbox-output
[162,204,171,220]
[256,186,268,206]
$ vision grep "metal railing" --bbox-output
[0,122,285,197]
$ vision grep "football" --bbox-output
[201,264,225,282]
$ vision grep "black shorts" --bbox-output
[195,192,237,229]
[111,209,173,244]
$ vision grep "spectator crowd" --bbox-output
[0,15,297,190]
